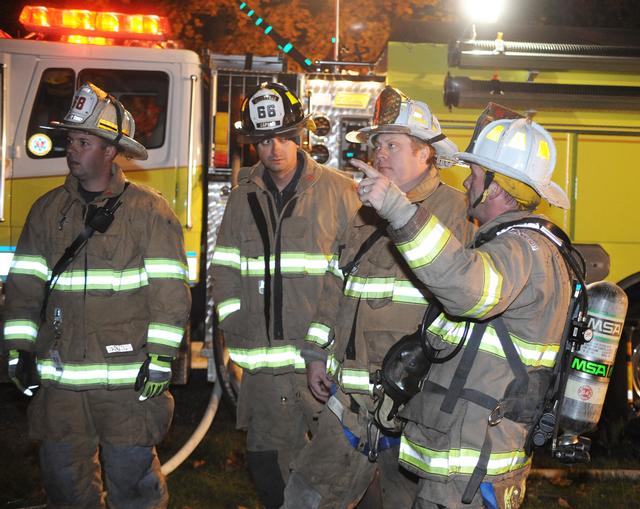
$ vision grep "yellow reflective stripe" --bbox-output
[217,298,241,322]
[429,315,559,368]
[9,254,49,280]
[211,246,241,269]
[397,215,451,268]
[39,360,140,386]
[462,251,502,319]
[3,319,39,342]
[399,435,531,477]
[228,345,306,371]
[305,322,331,347]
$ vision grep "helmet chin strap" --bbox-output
[470,170,495,210]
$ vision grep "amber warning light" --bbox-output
[19,5,171,42]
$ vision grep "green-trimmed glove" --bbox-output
[7,349,40,397]
[135,354,173,401]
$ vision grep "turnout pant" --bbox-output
[237,371,323,509]
[28,385,173,509]
[282,404,418,509]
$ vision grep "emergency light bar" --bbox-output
[19,5,171,41]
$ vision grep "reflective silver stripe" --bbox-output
[145,258,189,280]
[399,435,530,477]
[344,277,427,305]
[305,322,331,347]
[217,298,241,322]
[328,254,344,279]
[462,251,502,319]
[53,268,149,291]
[429,315,558,368]
[241,253,330,276]
[326,353,373,393]
[9,255,49,280]
[211,246,241,269]
[147,323,184,348]
[3,319,39,342]
[39,360,140,386]
[228,345,306,371]
[397,215,451,268]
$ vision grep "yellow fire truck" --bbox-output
[0,5,385,387]
[380,21,640,422]
[2,6,639,424]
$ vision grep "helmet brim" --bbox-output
[456,151,570,209]
[48,121,148,160]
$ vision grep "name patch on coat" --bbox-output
[106,344,134,353]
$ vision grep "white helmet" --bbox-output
[346,86,458,168]
[456,118,569,209]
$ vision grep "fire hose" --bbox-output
[160,380,222,475]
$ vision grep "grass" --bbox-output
[2,372,640,508]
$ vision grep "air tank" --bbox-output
[558,281,628,436]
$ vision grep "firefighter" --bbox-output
[351,117,572,508]
[210,82,360,508]
[3,82,190,508]
[282,86,475,508]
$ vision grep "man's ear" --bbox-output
[104,144,117,159]
[419,145,433,166]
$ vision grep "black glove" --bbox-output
[7,349,40,396]
[135,354,173,401]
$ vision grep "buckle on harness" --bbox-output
[488,404,503,426]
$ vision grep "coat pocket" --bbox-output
[90,319,148,359]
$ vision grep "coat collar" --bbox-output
[64,164,128,204]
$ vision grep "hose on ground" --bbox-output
[161,380,222,475]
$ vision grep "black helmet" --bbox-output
[235,82,315,144]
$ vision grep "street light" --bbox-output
[461,0,506,24]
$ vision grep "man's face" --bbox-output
[66,131,112,184]
[463,163,490,223]
[372,133,431,192]
[255,136,298,175]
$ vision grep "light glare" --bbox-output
[461,0,505,23]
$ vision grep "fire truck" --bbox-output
[0,5,386,387]
[2,6,640,428]
[382,21,640,424]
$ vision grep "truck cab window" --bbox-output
[26,68,75,159]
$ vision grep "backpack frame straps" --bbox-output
[247,191,273,343]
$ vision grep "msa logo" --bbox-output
[588,316,623,337]
[571,356,612,378]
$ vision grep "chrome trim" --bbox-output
[186,74,197,229]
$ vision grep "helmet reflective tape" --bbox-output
[64,84,100,123]
[248,89,286,130]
